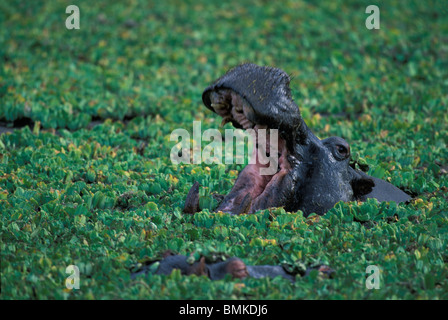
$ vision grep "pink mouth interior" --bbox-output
[208,89,290,211]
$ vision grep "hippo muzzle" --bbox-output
[191,63,411,217]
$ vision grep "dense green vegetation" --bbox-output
[1,0,447,299]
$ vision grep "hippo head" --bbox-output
[199,63,411,217]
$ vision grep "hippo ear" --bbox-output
[351,174,375,198]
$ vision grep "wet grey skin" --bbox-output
[194,63,411,217]
[131,254,331,282]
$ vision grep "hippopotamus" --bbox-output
[185,63,411,217]
[131,252,334,282]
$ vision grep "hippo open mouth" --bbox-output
[185,63,411,216]
[202,87,293,214]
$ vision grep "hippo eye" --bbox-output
[336,144,349,158]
